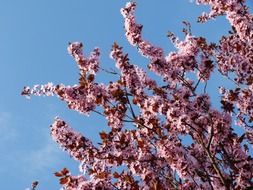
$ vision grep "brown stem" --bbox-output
[199,138,229,189]
[124,87,136,119]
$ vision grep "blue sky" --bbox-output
[0,1,252,189]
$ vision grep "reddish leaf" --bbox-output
[99,131,107,140]
[54,172,63,177]
[61,168,69,175]
[113,172,120,178]
[60,177,70,185]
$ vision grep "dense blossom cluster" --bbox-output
[68,42,100,75]
[23,1,253,190]
[50,118,95,161]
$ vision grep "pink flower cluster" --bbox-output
[51,118,95,161]
[110,43,156,93]
[120,2,164,60]
[68,42,100,75]
[23,1,253,189]
[195,0,253,41]
[22,82,55,98]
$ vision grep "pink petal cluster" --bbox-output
[21,82,55,98]
[68,42,100,75]
[22,1,253,189]
[51,117,95,161]
[121,2,164,60]
[110,43,156,93]
[195,0,253,41]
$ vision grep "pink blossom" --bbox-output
[50,117,95,162]
[22,1,253,189]
[68,42,100,75]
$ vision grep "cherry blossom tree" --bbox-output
[22,1,253,189]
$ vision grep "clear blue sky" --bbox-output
[0,1,252,189]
